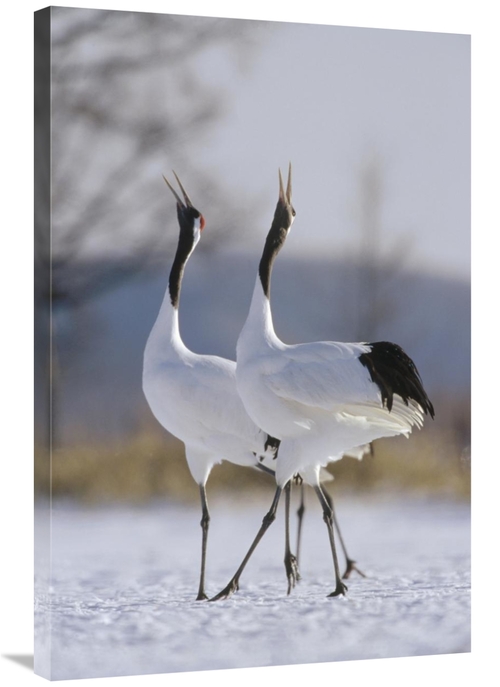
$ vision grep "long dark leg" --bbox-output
[314,485,348,597]
[210,485,283,601]
[195,484,211,601]
[256,463,299,589]
[284,481,300,594]
[322,487,366,579]
[295,480,305,569]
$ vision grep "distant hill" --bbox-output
[49,254,470,443]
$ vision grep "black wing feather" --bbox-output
[359,342,435,418]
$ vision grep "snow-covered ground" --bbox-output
[35,494,470,680]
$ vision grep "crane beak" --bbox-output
[286,162,292,204]
[278,168,286,204]
[278,164,293,205]
[162,172,194,209]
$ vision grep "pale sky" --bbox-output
[193,20,470,279]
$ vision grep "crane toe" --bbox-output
[342,559,367,579]
[209,578,240,601]
[327,580,348,597]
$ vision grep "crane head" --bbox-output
[163,172,206,240]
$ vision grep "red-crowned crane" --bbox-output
[210,165,434,601]
[143,174,280,599]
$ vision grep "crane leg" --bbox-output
[314,485,348,597]
[322,487,366,579]
[284,481,300,594]
[256,463,300,590]
[196,484,210,600]
[295,480,305,569]
[209,485,283,601]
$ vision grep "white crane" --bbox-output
[143,173,281,600]
[210,165,434,601]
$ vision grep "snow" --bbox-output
[35,494,470,680]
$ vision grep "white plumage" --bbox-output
[237,326,425,486]
[236,166,432,489]
[144,332,275,484]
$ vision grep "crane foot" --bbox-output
[342,559,367,579]
[209,578,240,601]
[327,580,348,597]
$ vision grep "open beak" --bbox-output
[162,171,194,209]
[278,163,293,205]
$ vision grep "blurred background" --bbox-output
[35,7,470,504]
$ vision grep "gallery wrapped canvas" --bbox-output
[34,6,470,681]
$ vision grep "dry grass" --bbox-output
[326,431,470,499]
[35,422,470,505]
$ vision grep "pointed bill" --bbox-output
[162,174,185,207]
[172,171,194,208]
[286,162,292,203]
[162,171,194,209]
[278,168,286,203]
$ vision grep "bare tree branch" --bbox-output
[48,8,268,307]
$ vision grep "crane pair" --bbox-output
[142,165,434,601]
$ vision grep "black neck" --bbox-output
[169,227,195,309]
[258,219,289,298]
